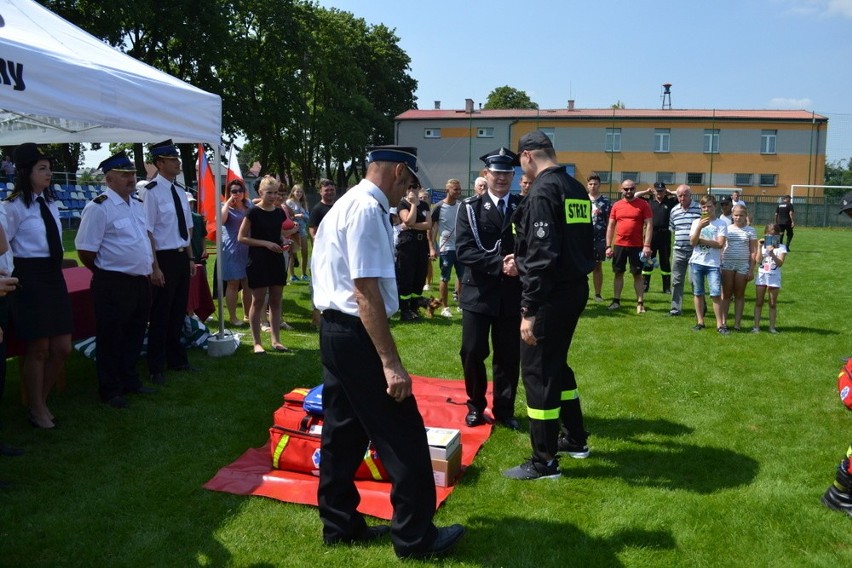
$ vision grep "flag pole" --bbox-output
[214,143,225,339]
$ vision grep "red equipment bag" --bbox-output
[269,390,389,481]
[838,359,852,411]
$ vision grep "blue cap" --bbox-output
[98,151,136,173]
[480,147,517,172]
[150,139,180,158]
[366,146,418,179]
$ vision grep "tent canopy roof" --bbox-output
[0,0,221,145]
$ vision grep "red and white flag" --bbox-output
[196,144,218,241]
[226,145,243,185]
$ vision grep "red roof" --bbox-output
[396,108,827,121]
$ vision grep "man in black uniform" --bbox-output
[75,152,155,408]
[774,194,795,250]
[456,147,522,429]
[142,140,197,384]
[640,182,678,293]
[504,131,595,480]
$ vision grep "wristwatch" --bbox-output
[520,306,536,318]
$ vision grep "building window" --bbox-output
[424,128,441,139]
[622,171,639,183]
[656,172,675,185]
[540,127,555,144]
[593,171,611,183]
[654,129,670,153]
[735,173,753,186]
[703,129,720,153]
[761,130,777,154]
[687,172,704,185]
[605,128,621,152]
[759,174,777,187]
[477,127,494,138]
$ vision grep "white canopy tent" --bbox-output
[0,0,233,349]
[0,0,221,144]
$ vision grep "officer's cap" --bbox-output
[150,139,180,159]
[367,146,419,181]
[653,182,666,190]
[839,192,852,215]
[98,151,136,173]
[479,147,517,173]
[13,143,49,169]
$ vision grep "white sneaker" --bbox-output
[440,307,452,318]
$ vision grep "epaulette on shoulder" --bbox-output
[463,196,479,204]
[93,194,108,204]
[144,180,157,189]
[131,195,143,202]
[3,194,16,202]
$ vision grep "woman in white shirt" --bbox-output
[4,144,72,429]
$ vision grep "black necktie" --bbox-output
[497,198,505,220]
[171,184,189,241]
[37,196,62,262]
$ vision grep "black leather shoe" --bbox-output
[396,524,465,559]
[170,364,201,372]
[0,442,24,457]
[465,409,485,427]
[150,372,166,385]
[324,525,390,545]
[105,396,129,409]
[498,417,520,430]
[127,386,156,395]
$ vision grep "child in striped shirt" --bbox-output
[721,205,757,330]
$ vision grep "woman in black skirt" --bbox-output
[4,144,72,429]
[238,176,290,354]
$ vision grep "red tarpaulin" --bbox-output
[203,377,493,520]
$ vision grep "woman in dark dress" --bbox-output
[4,144,72,429]
[238,176,289,354]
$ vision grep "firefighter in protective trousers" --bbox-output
[503,130,595,480]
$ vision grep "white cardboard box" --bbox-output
[426,427,461,460]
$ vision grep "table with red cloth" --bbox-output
[5,264,214,358]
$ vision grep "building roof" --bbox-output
[396,108,828,122]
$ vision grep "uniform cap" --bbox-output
[366,145,418,180]
[839,192,852,215]
[479,147,517,172]
[13,143,48,169]
[150,139,180,158]
[653,182,667,190]
[98,151,136,173]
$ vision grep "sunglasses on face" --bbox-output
[229,188,244,194]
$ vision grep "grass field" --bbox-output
[1,227,851,567]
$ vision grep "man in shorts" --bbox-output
[604,180,652,313]
[430,179,464,317]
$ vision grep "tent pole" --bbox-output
[214,145,225,338]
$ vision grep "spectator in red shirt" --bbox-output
[604,180,652,313]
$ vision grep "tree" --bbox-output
[611,100,626,109]
[483,86,538,110]
[824,158,852,196]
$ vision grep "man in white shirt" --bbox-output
[311,146,464,560]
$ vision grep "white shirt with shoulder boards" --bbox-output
[722,224,757,263]
[2,193,63,258]
[689,218,728,267]
[141,173,192,251]
[75,188,153,276]
[311,179,398,317]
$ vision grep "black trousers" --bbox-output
[0,296,7,404]
[460,308,520,420]
[778,223,794,247]
[318,310,437,555]
[395,235,428,309]
[520,280,589,462]
[650,230,672,275]
[148,249,190,374]
[93,269,150,401]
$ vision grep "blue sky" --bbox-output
[316,0,852,163]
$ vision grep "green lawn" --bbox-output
[2,227,851,566]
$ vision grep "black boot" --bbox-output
[822,459,852,516]
[662,275,671,294]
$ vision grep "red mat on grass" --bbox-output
[203,376,492,520]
